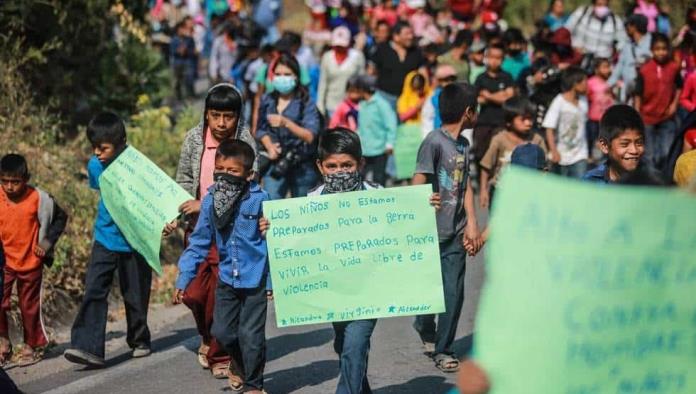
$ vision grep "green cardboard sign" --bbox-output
[475,167,696,393]
[394,123,422,180]
[100,146,192,275]
[264,185,445,327]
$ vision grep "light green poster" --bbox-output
[100,146,192,275]
[394,123,422,180]
[264,185,445,327]
[474,167,696,393]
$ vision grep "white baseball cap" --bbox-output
[331,26,352,47]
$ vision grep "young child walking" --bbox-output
[328,76,362,132]
[0,154,67,367]
[543,66,589,178]
[583,105,648,184]
[412,83,482,373]
[356,76,398,186]
[64,112,153,367]
[586,58,615,161]
[480,97,548,210]
[175,140,270,394]
[634,33,683,170]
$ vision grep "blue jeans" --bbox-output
[553,160,588,178]
[263,161,319,199]
[333,319,377,394]
[644,119,677,170]
[413,236,466,356]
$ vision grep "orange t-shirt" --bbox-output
[0,187,42,272]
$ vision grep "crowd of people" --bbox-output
[1,0,696,393]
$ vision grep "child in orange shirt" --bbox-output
[0,154,67,367]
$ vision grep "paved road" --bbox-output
[11,245,484,394]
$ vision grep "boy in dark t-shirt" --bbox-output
[474,44,516,164]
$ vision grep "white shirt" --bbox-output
[542,94,589,166]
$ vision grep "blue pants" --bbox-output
[333,319,377,394]
[414,236,466,356]
[644,119,677,170]
[263,161,319,199]
[553,160,588,179]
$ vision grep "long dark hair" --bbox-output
[271,52,309,102]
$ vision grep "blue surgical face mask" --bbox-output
[272,75,297,94]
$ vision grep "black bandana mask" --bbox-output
[323,171,362,194]
[212,173,249,230]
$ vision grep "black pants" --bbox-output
[362,154,388,186]
[71,241,152,358]
[211,282,267,391]
[413,236,466,355]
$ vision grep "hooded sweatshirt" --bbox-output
[175,83,258,199]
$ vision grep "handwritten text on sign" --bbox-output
[474,167,696,394]
[100,146,192,275]
[264,185,445,327]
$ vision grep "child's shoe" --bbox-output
[228,362,244,393]
[211,362,229,379]
[131,346,151,358]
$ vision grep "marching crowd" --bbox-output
[2,0,696,393]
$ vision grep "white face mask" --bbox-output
[594,5,610,19]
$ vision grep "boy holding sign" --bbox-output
[65,113,153,367]
[174,140,270,394]
[412,83,482,373]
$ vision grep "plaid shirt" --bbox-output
[565,6,627,59]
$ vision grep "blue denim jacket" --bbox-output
[583,163,610,184]
[176,182,271,290]
[255,94,321,161]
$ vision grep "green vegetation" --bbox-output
[1,1,200,324]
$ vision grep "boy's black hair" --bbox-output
[485,43,506,56]
[345,75,362,91]
[560,66,587,92]
[215,140,255,171]
[593,57,610,70]
[599,104,645,141]
[86,112,127,148]
[503,27,526,46]
[423,43,439,55]
[503,96,535,125]
[318,128,362,162]
[358,75,377,94]
[206,84,243,113]
[453,29,474,48]
[0,154,29,179]
[439,83,477,124]
[651,32,671,49]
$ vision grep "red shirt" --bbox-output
[680,72,696,112]
[636,59,682,126]
[0,187,41,272]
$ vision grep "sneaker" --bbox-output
[132,346,151,358]
[64,348,105,368]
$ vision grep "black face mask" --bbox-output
[212,173,249,230]
[323,171,362,194]
[508,48,522,57]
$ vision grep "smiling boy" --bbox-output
[583,105,648,183]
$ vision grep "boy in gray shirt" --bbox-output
[412,83,482,373]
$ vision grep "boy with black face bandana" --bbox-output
[174,140,270,394]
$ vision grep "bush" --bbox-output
[1,0,172,131]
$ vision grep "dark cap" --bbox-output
[511,143,547,170]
